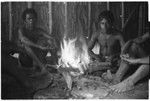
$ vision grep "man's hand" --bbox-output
[120,54,129,59]
[21,37,50,50]
[133,32,149,44]
[121,56,138,64]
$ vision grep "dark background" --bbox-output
[1,2,149,44]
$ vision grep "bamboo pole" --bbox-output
[9,2,12,41]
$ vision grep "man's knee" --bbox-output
[140,65,149,71]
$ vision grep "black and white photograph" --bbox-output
[1,1,150,99]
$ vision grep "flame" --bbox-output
[58,36,90,76]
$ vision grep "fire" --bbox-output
[58,36,90,75]
[57,36,90,89]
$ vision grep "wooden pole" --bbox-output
[64,2,68,36]
[107,2,109,11]
[88,2,91,39]
[27,2,32,8]
[121,2,124,30]
[48,2,52,34]
[9,2,12,41]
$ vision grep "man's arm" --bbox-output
[88,33,100,61]
[133,32,150,43]
[18,29,48,50]
[122,56,149,65]
[116,34,125,49]
[38,29,58,49]
[137,56,149,64]
[115,34,126,56]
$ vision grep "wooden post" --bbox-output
[48,2,52,34]
[88,2,91,39]
[121,2,124,30]
[9,2,12,41]
[64,2,68,36]
[27,2,32,8]
[107,2,109,11]
[73,3,75,37]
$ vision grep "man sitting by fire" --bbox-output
[107,32,150,92]
[88,10,125,74]
[14,8,57,76]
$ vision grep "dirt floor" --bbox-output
[33,74,149,99]
[2,71,149,99]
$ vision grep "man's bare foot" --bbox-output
[112,76,121,85]
[109,77,134,93]
[102,70,115,82]
[102,71,122,85]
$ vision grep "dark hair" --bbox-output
[22,8,37,21]
[97,10,114,26]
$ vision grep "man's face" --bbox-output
[99,18,110,31]
[24,13,36,30]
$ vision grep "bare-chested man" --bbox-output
[88,10,125,73]
[109,32,150,93]
[16,8,57,76]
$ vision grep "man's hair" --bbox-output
[97,10,114,26]
[22,8,37,20]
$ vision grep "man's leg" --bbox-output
[113,60,130,84]
[130,65,149,84]
[24,46,47,76]
[101,57,128,83]
[110,65,149,93]
[113,42,147,84]
[102,60,129,84]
